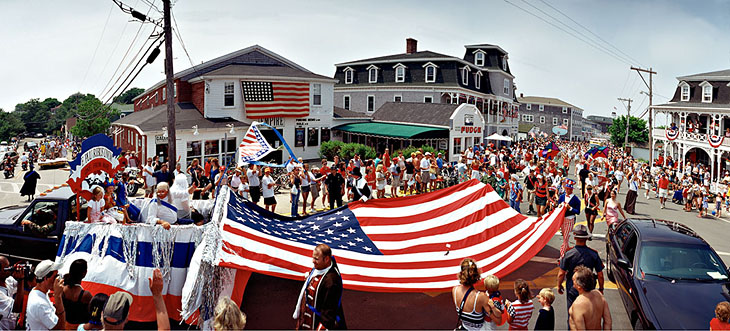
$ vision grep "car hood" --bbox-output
[0,206,24,226]
[640,278,730,329]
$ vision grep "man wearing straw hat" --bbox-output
[557,179,581,260]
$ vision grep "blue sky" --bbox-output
[1,0,729,124]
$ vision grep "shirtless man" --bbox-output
[569,265,612,330]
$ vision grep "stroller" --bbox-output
[672,188,684,205]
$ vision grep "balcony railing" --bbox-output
[653,128,730,146]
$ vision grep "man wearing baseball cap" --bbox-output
[25,260,65,330]
[102,292,133,329]
[557,224,605,321]
[557,179,582,260]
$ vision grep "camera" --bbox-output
[4,262,33,279]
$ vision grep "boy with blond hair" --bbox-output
[535,288,555,330]
[483,275,507,327]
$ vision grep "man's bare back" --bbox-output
[569,290,611,330]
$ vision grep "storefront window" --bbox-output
[205,140,219,156]
[453,137,462,156]
[295,128,305,147]
[307,128,319,147]
[221,138,237,167]
[321,128,330,142]
[186,141,202,167]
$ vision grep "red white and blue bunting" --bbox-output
[665,128,679,141]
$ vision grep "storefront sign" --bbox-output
[255,117,285,127]
[295,118,322,127]
[155,135,168,144]
[458,126,482,134]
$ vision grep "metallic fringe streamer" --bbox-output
[120,225,139,279]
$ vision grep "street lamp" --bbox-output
[162,127,168,138]
[227,124,235,135]
[192,125,199,136]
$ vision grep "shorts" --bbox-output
[658,188,668,198]
[264,196,277,206]
[377,183,385,190]
[421,171,430,184]
[302,185,311,193]
[321,183,328,194]
[250,186,261,202]
[527,189,535,204]
[391,175,400,188]
[536,196,547,206]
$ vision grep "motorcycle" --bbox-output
[21,160,28,171]
[3,165,14,179]
[123,167,142,197]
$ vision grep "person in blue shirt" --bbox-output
[557,179,581,260]
[509,174,523,213]
[436,153,444,170]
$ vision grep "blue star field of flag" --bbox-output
[225,190,382,255]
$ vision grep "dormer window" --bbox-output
[503,78,510,95]
[502,56,508,71]
[475,72,482,89]
[393,63,406,83]
[344,67,354,84]
[367,65,379,83]
[680,82,690,101]
[701,82,713,103]
[461,66,471,85]
[423,62,438,83]
[475,52,485,66]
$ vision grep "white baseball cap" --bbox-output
[34,260,61,279]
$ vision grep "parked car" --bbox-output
[606,218,730,329]
[34,133,44,138]
[0,186,83,262]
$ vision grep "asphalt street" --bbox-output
[3,145,729,329]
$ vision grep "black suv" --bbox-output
[606,218,730,329]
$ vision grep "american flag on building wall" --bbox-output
[214,180,566,292]
[237,122,276,167]
[241,81,310,118]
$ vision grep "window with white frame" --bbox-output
[344,68,354,84]
[475,72,482,89]
[553,117,558,125]
[368,66,378,83]
[174,82,177,98]
[680,83,690,101]
[539,104,544,111]
[394,95,402,102]
[367,95,375,112]
[395,65,405,82]
[521,114,534,122]
[312,83,322,106]
[563,118,569,126]
[540,116,545,124]
[475,52,485,66]
[562,107,568,113]
[425,65,436,83]
[702,84,713,102]
[526,104,532,110]
[502,56,508,71]
[343,95,350,110]
[462,67,469,85]
[224,82,235,107]
[424,96,433,103]
[503,78,509,95]
[162,88,166,100]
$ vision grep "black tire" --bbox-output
[127,183,139,197]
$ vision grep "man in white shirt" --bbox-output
[465,147,474,166]
[246,164,261,205]
[420,153,432,192]
[230,168,243,191]
[25,260,65,330]
[143,158,157,198]
[261,167,277,212]
[0,256,25,331]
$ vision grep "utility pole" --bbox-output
[163,0,176,171]
[618,97,632,152]
[631,66,657,162]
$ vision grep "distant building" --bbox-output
[333,38,518,142]
[586,115,613,134]
[517,95,584,141]
[651,69,730,184]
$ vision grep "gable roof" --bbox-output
[371,102,459,127]
[197,64,333,81]
[464,44,508,55]
[517,96,581,110]
[113,102,249,132]
[677,69,730,81]
[333,107,369,119]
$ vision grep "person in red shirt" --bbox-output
[319,159,331,206]
[711,301,730,331]
[657,173,670,209]
[383,148,390,169]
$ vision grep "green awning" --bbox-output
[333,122,448,139]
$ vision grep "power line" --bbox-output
[103,35,164,105]
[514,0,637,66]
[171,10,195,68]
[537,0,644,67]
[503,0,633,66]
[80,3,115,92]
[91,0,140,90]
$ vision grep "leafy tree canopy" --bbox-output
[113,87,145,104]
[70,98,119,138]
[0,109,26,141]
[609,115,649,147]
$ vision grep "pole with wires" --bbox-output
[631,66,657,162]
[163,0,176,172]
[618,97,632,153]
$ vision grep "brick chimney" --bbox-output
[520,93,524,98]
[406,38,417,54]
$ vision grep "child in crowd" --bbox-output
[711,301,730,330]
[483,275,506,327]
[87,187,105,222]
[505,279,533,330]
[238,175,250,200]
[700,192,708,218]
[716,193,724,218]
[534,288,555,330]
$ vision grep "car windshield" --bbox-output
[639,242,729,281]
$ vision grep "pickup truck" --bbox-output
[0,185,83,262]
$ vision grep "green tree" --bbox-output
[0,109,26,141]
[609,115,649,147]
[46,93,97,135]
[113,87,145,104]
[70,98,119,138]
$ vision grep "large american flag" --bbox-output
[214,180,566,292]
[238,122,275,167]
[242,81,310,118]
